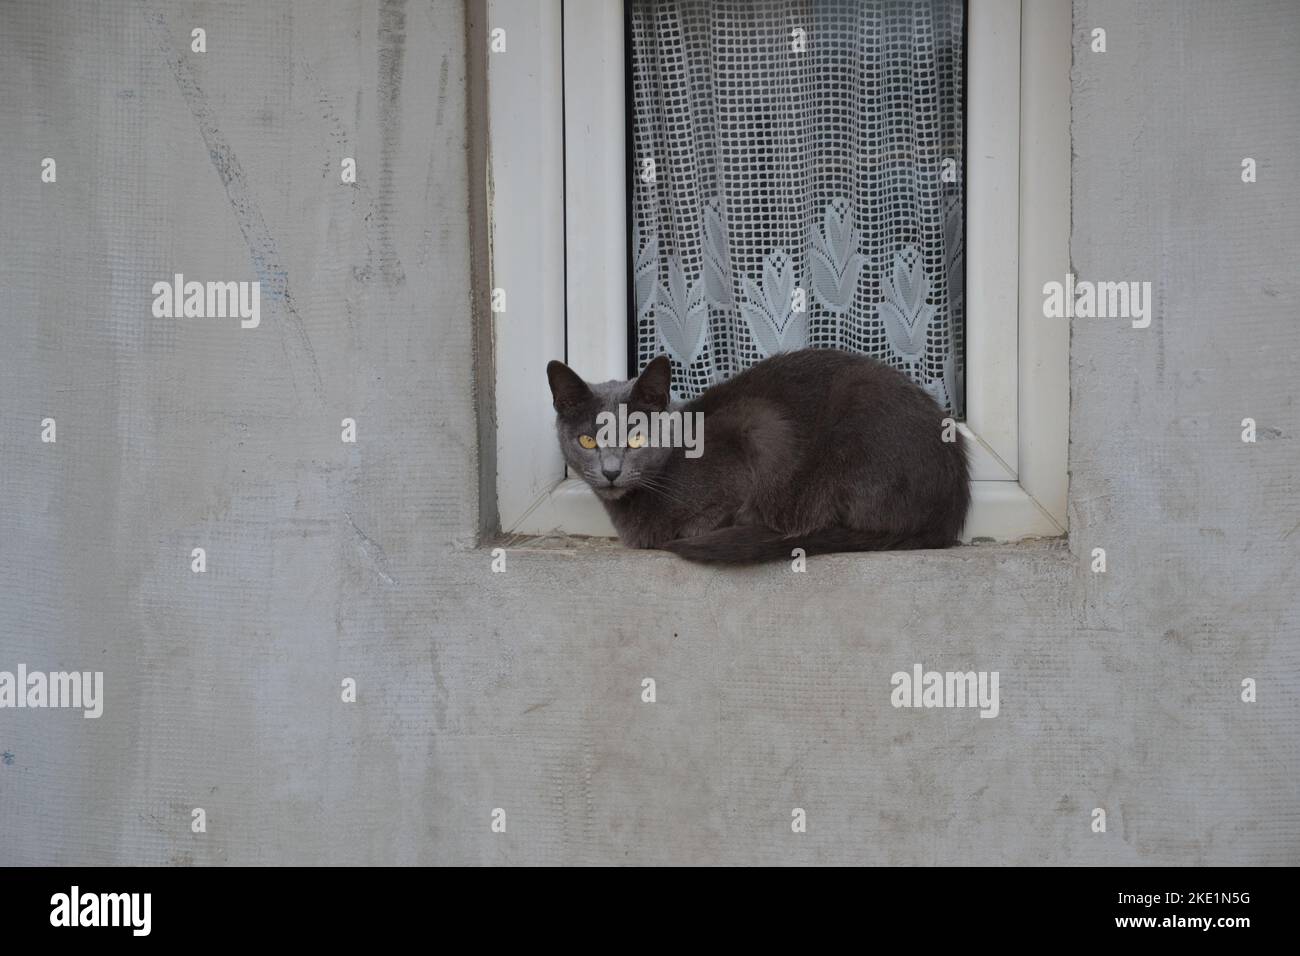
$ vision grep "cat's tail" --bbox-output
[661,525,954,563]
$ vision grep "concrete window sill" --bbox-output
[484,532,1071,564]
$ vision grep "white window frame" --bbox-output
[487,0,1069,542]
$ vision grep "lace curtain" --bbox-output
[630,0,965,416]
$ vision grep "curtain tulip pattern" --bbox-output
[631,0,965,416]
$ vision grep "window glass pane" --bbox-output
[629,0,965,417]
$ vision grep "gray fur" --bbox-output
[547,349,970,562]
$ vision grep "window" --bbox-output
[486,0,1069,542]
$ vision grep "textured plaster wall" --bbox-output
[0,0,1296,865]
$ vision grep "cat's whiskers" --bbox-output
[635,470,693,495]
[632,473,694,508]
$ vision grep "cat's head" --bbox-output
[546,356,675,500]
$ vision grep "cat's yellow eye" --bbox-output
[578,434,597,449]
[627,432,646,449]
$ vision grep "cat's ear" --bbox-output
[547,360,593,413]
[631,355,672,410]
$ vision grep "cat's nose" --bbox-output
[602,466,621,484]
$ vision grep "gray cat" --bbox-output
[546,349,969,562]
